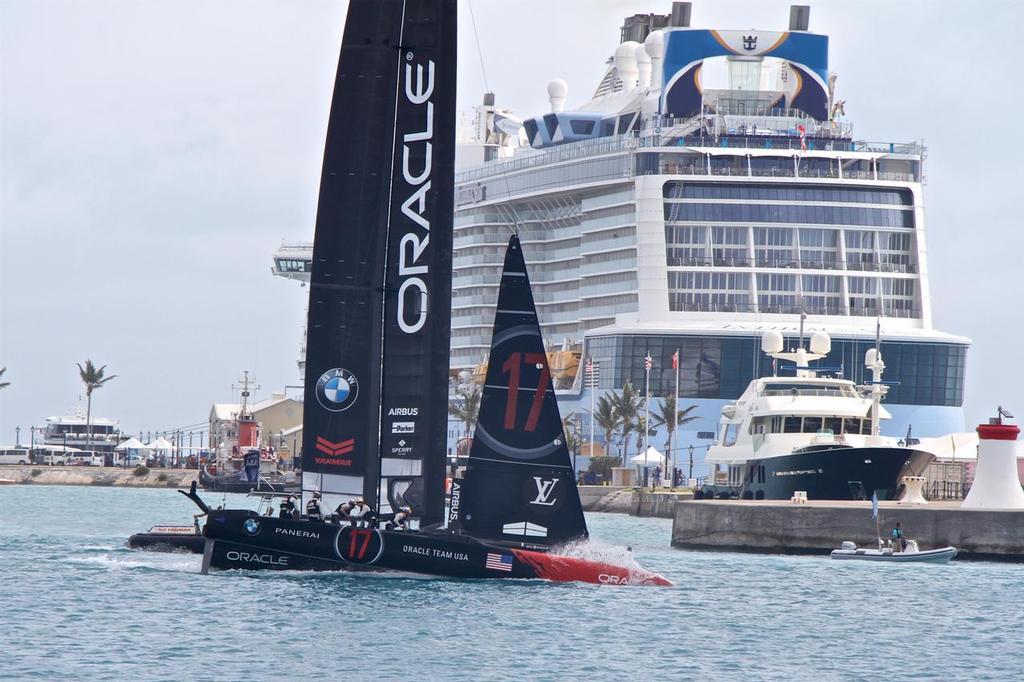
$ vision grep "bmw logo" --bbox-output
[243,518,261,535]
[316,368,359,412]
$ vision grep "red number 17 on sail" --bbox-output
[501,352,549,432]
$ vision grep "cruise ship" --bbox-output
[273,3,969,475]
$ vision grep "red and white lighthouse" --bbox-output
[962,409,1024,509]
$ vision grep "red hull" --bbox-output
[511,548,673,586]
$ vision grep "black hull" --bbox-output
[201,509,670,586]
[707,447,934,501]
[127,532,206,554]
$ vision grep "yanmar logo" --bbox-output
[316,437,354,456]
[395,51,435,335]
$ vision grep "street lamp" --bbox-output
[15,426,20,447]
[688,444,695,484]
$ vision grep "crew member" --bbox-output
[349,498,372,526]
[279,495,296,519]
[892,522,906,551]
[334,499,355,523]
[305,492,322,521]
[387,506,412,531]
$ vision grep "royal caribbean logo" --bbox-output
[316,368,359,412]
[243,518,261,535]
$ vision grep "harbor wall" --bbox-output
[578,486,694,518]
[632,490,695,518]
[0,465,197,489]
[672,500,1024,560]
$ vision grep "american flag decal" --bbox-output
[485,552,513,572]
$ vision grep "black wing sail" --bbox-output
[452,235,588,545]
[302,0,456,520]
[378,0,457,525]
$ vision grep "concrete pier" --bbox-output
[0,465,197,489]
[672,499,1024,560]
[579,486,694,518]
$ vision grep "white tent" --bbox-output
[147,437,176,452]
[631,446,665,467]
[115,437,149,451]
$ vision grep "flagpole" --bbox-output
[673,347,680,489]
[644,350,651,488]
[588,356,595,464]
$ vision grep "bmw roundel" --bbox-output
[316,368,359,412]
[243,518,261,535]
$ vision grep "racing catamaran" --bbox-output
[188,0,669,586]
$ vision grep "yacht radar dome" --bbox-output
[644,30,665,89]
[761,330,784,354]
[614,41,641,90]
[810,331,831,355]
[635,44,652,89]
[547,79,568,112]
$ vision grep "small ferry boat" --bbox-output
[830,540,957,564]
[699,327,933,501]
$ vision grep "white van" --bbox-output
[0,447,32,465]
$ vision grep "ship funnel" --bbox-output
[789,5,810,31]
[809,331,831,356]
[962,411,1024,509]
[614,41,641,90]
[644,30,665,91]
[547,79,568,112]
[761,330,784,354]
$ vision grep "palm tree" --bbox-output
[589,394,619,454]
[77,360,117,452]
[652,394,700,478]
[447,383,482,441]
[610,381,644,465]
[0,367,9,390]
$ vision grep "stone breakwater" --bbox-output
[0,465,197,489]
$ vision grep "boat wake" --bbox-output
[554,538,643,572]
[70,552,202,574]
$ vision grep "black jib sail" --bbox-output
[301,0,456,527]
[452,235,588,546]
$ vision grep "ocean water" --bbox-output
[0,485,1020,681]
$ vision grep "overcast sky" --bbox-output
[1,0,1021,442]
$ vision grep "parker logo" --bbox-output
[391,421,415,434]
[530,477,559,506]
[316,437,355,456]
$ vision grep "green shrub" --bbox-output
[133,465,150,477]
[157,472,168,482]
[30,469,41,477]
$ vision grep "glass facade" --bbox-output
[585,333,966,407]
[665,183,913,206]
[664,202,913,228]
